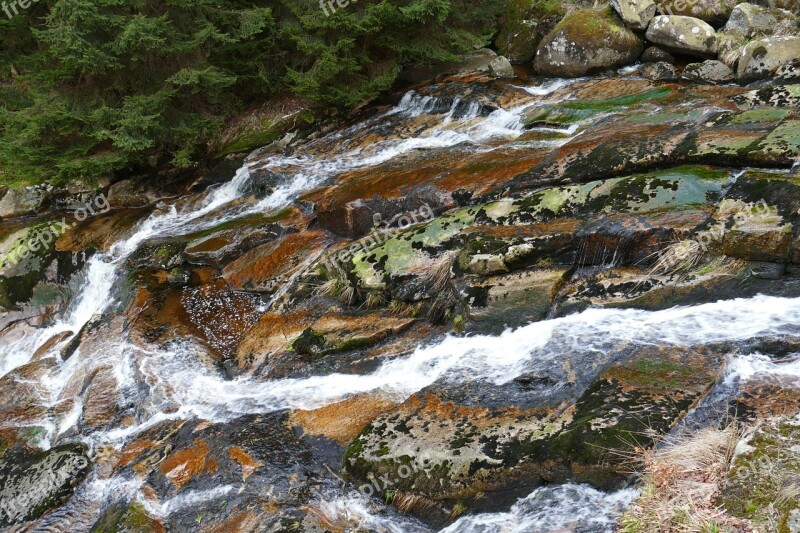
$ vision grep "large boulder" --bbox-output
[496,0,568,64]
[655,0,740,24]
[724,3,796,38]
[0,186,52,219]
[612,0,658,31]
[534,7,644,77]
[737,36,800,82]
[645,15,718,58]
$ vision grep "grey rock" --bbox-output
[737,36,800,81]
[641,61,681,80]
[612,0,658,31]
[488,56,516,79]
[683,60,735,83]
[0,186,51,218]
[645,15,718,57]
[641,46,676,63]
[724,3,796,38]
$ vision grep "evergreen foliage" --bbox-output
[0,0,502,185]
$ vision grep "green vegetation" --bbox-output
[0,0,503,186]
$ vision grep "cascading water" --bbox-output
[2,76,798,532]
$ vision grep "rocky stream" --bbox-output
[4,3,800,530]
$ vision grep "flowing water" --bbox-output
[2,76,799,531]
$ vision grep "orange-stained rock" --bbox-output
[223,229,331,293]
[228,447,263,481]
[159,438,218,490]
[290,394,400,445]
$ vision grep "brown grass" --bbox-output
[619,425,752,532]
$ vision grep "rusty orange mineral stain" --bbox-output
[228,447,262,481]
[159,438,218,489]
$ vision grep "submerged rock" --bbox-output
[534,7,644,77]
[0,443,90,526]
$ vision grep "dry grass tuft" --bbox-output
[390,491,441,519]
[619,425,751,532]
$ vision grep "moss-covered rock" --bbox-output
[738,36,800,82]
[534,7,644,77]
[496,0,567,64]
[342,349,717,509]
[720,416,800,531]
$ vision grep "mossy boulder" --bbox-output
[496,0,567,64]
[0,222,61,309]
[737,36,800,82]
[534,7,644,77]
[724,2,797,38]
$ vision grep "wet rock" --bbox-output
[464,268,568,334]
[56,208,150,254]
[724,3,796,38]
[166,267,190,287]
[290,394,400,446]
[237,311,415,372]
[641,46,676,63]
[0,443,90,527]
[183,216,284,268]
[645,15,718,58]
[611,0,658,31]
[683,60,735,84]
[222,229,330,293]
[641,61,681,80]
[655,0,739,23]
[737,36,800,82]
[488,56,515,79]
[496,0,567,64]
[317,189,442,239]
[129,242,185,270]
[343,348,717,510]
[0,222,60,309]
[0,186,52,219]
[534,7,644,77]
[245,170,284,198]
[107,413,345,532]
